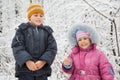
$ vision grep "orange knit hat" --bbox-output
[27,3,44,19]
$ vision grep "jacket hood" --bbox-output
[68,23,99,46]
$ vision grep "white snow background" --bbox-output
[0,0,120,80]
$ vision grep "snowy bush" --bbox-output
[0,0,120,80]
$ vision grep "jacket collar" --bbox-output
[27,22,43,28]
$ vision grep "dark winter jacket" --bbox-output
[11,22,57,77]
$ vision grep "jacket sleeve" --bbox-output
[39,30,57,66]
[11,27,33,67]
[99,52,114,80]
[62,53,75,74]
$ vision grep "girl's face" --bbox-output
[30,13,43,26]
[78,37,91,49]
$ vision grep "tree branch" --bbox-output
[114,7,120,17]
[83,0,113,21]
[83,0,120,56]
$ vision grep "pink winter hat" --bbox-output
[76,31,91,41]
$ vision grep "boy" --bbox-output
[12,3,57,80]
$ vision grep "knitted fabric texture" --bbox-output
[76,31,91,41]
[27,3,44,19]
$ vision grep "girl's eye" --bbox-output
[83,37,87,40]
[78,37,88,41]
[79,39,82,41]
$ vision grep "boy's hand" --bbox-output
[35,60,46,70]
[63,58,71,66]
[26,60,37,71]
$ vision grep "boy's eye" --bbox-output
[34,14,38,17]
[40,15,43,17]
[33,14,43,17]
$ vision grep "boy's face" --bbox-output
[30,13,43,26]
[78,37,91,49]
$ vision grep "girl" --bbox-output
[12,3,57,80]
[62,24,114,80]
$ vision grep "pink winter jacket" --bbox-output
[62,44,114,80]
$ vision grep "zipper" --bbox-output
[35,27,39,34]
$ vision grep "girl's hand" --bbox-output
[63,58,71,66]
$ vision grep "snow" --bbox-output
[0,0,120,80]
